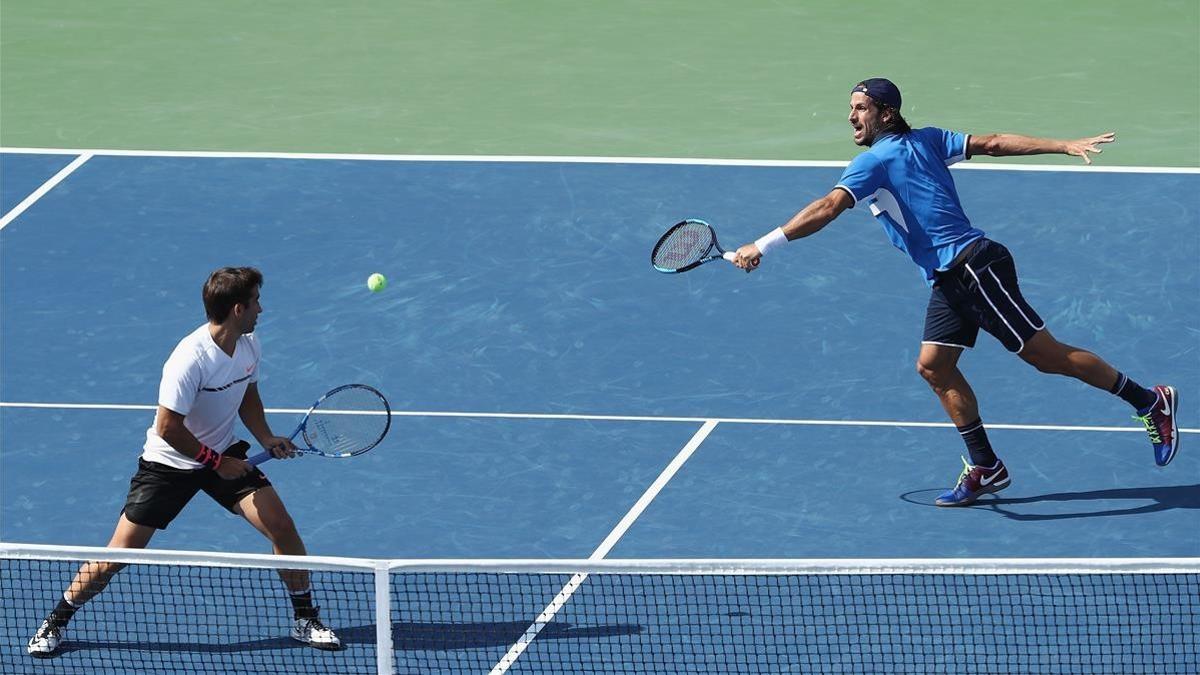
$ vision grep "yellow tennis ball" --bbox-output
[367,273,387,292]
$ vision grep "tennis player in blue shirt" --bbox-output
[731,78,1180,506]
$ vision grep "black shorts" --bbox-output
[923,238,1045,353]
[121,441,271,530]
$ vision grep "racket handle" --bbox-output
[722,251,738,262]
[247,451,271,467]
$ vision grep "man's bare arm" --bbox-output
[968,132,1115,164]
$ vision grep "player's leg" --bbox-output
[918,343,1012,507]
[234,487,341,650]
[965,240,1179,466]
[1019,329,1119,387]
[234,486,308,579]
[1018,330,1177,463]
[916,342,978,427]
[65,514,157,604]
[202,452,341,651]
[27,515,157,658]
[28,459,198,657]
[921,267,1011,507]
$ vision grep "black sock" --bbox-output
[1110,372,1158,412]
[49,596,80,628]
[290,589,317,620]
[958,418,998,468]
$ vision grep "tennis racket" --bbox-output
[247,384,391,466]
[651,219,739,273]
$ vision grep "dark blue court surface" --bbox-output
[1,151,1197,672]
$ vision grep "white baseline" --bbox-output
[2,147,1197,174]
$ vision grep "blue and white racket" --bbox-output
[248,384,391,466]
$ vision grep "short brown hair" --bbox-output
[202,267,263,323]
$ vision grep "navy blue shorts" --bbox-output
[923,238,1045,353]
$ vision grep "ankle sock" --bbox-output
[957,418,998,467]
[1111,373,1158,412]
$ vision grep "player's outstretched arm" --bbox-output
[968,132,1115,164]
[732,189,853,271]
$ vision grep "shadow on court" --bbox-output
[901,484,1200,521]
[39,620,641,659]
[49,636,344,656]
[338,620,642,649]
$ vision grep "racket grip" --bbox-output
[247,451,271,467]
[722,251,738,262]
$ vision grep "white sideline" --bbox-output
[487,419,720,674]
[0,153,93,230]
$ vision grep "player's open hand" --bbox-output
[733,244,762,272]
[1065,132,1115,164]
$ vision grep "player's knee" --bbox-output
[916,359,943,385]
[261,510,299,542]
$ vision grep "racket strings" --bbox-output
[303,387,390,457]
[652,221,714,269]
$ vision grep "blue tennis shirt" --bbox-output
[835,127,984,284]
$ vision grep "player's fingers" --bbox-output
[224,459,251,478]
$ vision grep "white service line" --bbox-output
[2,146,1197,174]
[487,419,720,674]
[0,153,93,231]
[0,401,1195,434]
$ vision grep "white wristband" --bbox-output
[753,227,788,257]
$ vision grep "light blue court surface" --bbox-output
[0,152,1197,673]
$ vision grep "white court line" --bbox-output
[2,146,1197,174]
[0,401,1196,434]
[0,153,93,230]
[487,419,720,675]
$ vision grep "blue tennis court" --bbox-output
[1,150,1197,672]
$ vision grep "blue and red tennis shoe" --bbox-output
[935,456,1011,507]
[1135,385,1179,467]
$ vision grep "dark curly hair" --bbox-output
[877,102,912,135]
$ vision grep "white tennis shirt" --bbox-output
[142,324,260,469]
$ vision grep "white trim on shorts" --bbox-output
[921,340,971,350]
[964,262,1044,354]
[985,267,1046,331]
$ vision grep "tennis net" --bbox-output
[2,543,1196,674]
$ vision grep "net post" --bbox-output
[374,560,393,674]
